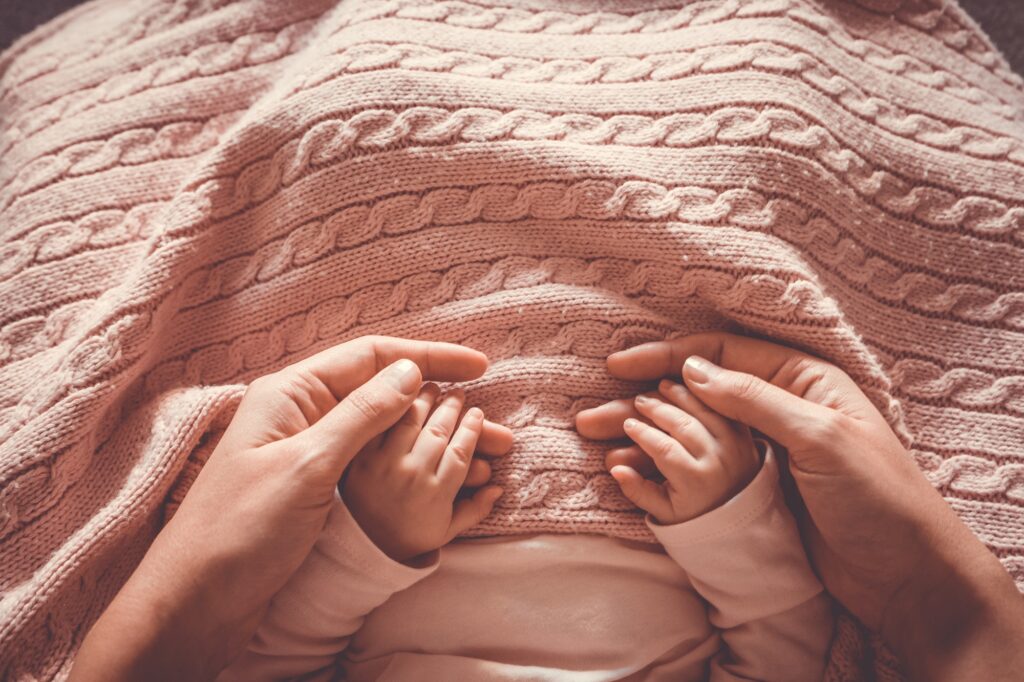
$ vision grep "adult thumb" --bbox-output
[680,355,835,451]
[294,358,422,475]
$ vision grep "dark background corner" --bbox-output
[0,1,1022,76]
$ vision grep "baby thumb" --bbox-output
[297,358,422,476]
[680,355,834,451]
[446,486,504,541]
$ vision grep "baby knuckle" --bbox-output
[426,422,451,441]
[670,413,690,433]
[448,442,471,463]
[397,458,424,478]
[656,438,678,460]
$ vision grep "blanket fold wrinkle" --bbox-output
[0,0,1022,679]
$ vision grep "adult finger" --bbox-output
[291,358,423,475]
[446,486,504,540]
[605,445,659,478]
[606,332,799,381]
[609,466,672,521]
[606,333,862,405]
[575,399,652,440]
[292,336,489,401]
[680,355,840,452]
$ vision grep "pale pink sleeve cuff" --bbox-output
[648,441,825,628]
[648,439,777,546]
[217,492,438,681]
[316,489,441,588]
[266,490,439,631]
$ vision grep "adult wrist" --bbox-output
[73,532,261,682]
[73,576,216,681]
[881,520,1023,680]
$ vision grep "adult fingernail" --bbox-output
[624,418,641,430]
[386,358,421,394]
[634,395,651,407]
[683,356,717,384]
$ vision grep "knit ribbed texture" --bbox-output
[0,0,1022,679]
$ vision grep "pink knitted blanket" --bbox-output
[1,0,1022,678]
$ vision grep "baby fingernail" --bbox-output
[387,358,421,394]
[683,356,717,384]
[659,379,680,395]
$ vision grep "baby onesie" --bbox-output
[218,444,834,681]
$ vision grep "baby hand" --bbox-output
[341,383,510,562]
[613,379,761,525]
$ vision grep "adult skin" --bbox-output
[71,332,1024,681]
[576,332,1024,681]
[70,336,513,682]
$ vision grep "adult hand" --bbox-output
[576,332,1024,681]
[71,336,513,682]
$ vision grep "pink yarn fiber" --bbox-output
[1,0,1022,678]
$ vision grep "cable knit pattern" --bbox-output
[0,0,1022,679]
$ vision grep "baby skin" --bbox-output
[220,363,833,681]
[341,383,507,562]
[614,378,762,525]
[342,374,764,562]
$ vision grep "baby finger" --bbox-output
[605,444,660,478]
[445,486,504,541]
[609,465,672,521]
[623,418,699,481]
[462,457,492,488]
[437,407,484,493]
[413,390,465,469]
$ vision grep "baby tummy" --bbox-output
[344,534,713,677]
